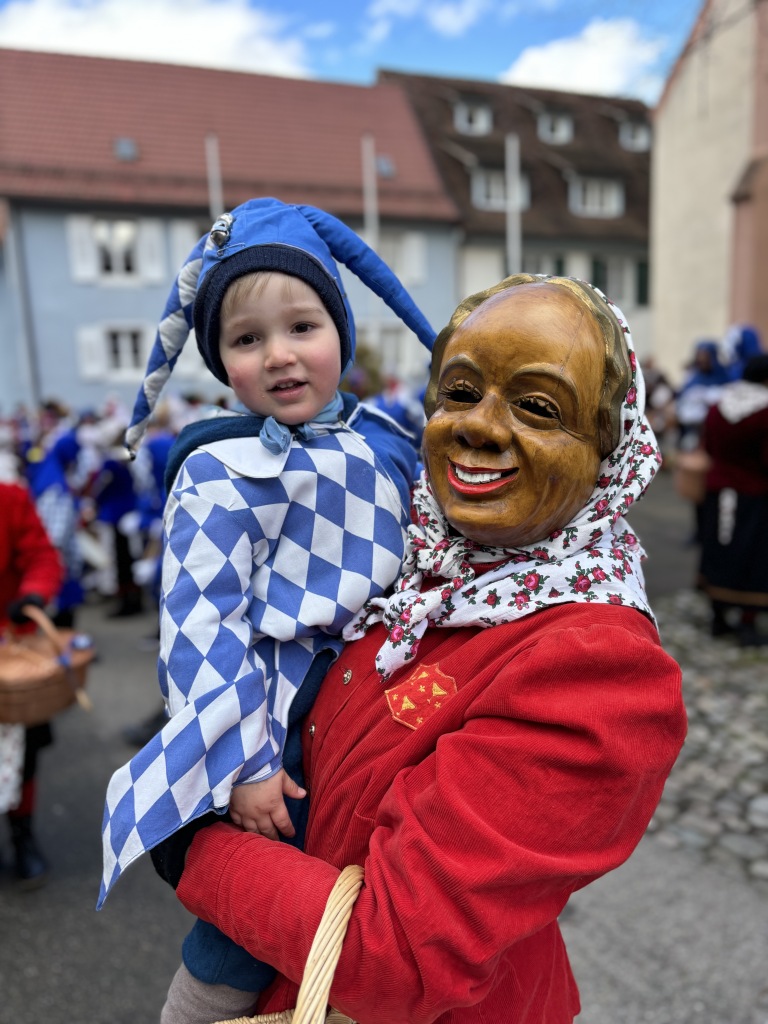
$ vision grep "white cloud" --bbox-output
[362,0,417,47]
[499,17,666,102]
[362,0,490,48]
[302,20,336,41]
[0,0,318,77]
[426,0,491,38]
[498,0,561,17]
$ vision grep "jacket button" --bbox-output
[308,722,316,738]
[342,669,352,685]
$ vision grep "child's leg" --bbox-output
[182,918,277,989]
[160,963,259,1024]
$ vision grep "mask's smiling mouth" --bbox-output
[448,461,518,494]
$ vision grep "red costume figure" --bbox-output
[0,481,63,887]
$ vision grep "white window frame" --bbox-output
[93,218,140,278]
[619,121,651,152]
[76,322,154,382]
[568,176,625,218]
[537,112,573,144]
[521,253,567,277]
[169,218,205,273]
[67,215,166,286]
[470,168,530,212]
[377,230,427,287]
[454,100,493,136]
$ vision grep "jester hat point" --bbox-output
[126,197,436,456]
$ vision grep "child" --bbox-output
[99,197,435,1022]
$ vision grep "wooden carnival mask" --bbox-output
[422,280,629,548]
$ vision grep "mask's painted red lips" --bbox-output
[447,461,518,495]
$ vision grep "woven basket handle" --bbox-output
[21,604,93,711]
[214,864,364,1024]
[293,864,364,1024]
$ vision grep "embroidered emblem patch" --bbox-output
[385,664,458,730]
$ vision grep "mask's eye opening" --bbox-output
[515,396,559,420]
[439,378,481,404]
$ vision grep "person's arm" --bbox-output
[176,618,686,1023]
[7,485,64,613]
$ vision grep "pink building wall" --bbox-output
[730,0,768,342]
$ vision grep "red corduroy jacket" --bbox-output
[178,602,686,1024]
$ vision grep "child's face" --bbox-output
[219,272,342,424]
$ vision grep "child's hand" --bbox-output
[229,769,306,840]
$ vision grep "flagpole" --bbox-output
[206,133,224,220]
[361,133,381,349]
[505,133,521,276]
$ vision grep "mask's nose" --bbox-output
[453,392,514,452]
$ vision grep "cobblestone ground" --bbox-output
[650,589,768,893]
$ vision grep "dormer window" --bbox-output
[619,120,651,152]
[470,168,531,212]
[113,137,139,162]
[376,154,396,178]
[537,112,573,144]
[454,100,493,136]
[568,175,625,218]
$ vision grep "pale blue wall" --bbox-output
[2,205,460,418]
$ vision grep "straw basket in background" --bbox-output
[671,447,712,505]
[0,604,94,726]
[214,864,364,1024]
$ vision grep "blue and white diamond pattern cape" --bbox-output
[99,403,413,907]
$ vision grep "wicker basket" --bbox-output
[214,864,364,1024]
[671,448,712,505]
[0,604,94,726]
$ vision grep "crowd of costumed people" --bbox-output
[0,368,428,632]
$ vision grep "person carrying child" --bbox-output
[99,197,435,1022]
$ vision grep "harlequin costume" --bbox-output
[164,278,687,1022]
[99,198,436,922]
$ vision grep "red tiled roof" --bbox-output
[0,48,458,221]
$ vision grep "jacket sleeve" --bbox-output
[177,618,686,1023]
[8,485,64,606]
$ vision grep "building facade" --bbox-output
[651,0,768,382]
[0,49,459,415]
[381,70,653,357]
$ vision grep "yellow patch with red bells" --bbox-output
[385,664,458,730]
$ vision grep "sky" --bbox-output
[0,0,704,105]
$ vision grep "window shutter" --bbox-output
[137,218,166,283]
[399,232,426,287]
[76,325,108,380]
[169,219,202,272]
[67,216,99,283]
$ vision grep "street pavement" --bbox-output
[1,468,767,1024]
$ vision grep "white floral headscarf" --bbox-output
[343,280,662,681]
